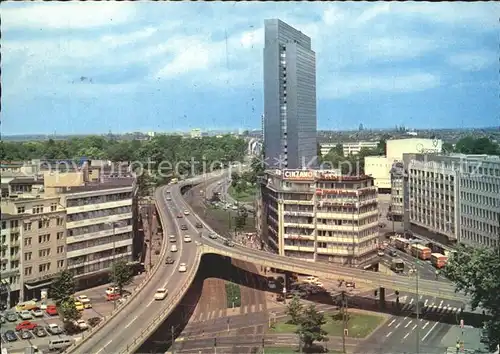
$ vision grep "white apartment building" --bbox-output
[257,169,379,265]
[1,214,22,308]
[319,141,379,157]
[403,153,500,249]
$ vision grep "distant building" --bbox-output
[263,19,317,169]
[256,169,379,265]
[190,129,202,139]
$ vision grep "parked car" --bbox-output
[74,319,89,330]
[16,321,38,331]
[34,327,47,337]
[0,314,5,324]
[4,330,18,342]
[77,295,92,309]
[19,310,32,320]
[45,305,58,316]
[20,330,33,340]
[31,307,44,317]
[87,317,102,327]
[5,311,18,322]
[106,293,121,302]
[105,287,119,295]
[74,301,84,311]
[46,323,63,335]
[165,256,175,265]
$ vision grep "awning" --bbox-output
[24,281,53,290]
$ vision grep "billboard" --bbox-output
[275,169,315,181]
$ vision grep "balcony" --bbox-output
[283,222,315,229]
[66,199,132,215]
[66,212,132,229]
[316,209,378,220]
[316,223,375,232]
[67,225,133,245]
[10,239,20,247]
[66,238,132,259]
[283,234,315,240]
[283,211,314,217]
[10,253,20,261]
[283,245,315,253]
[282,199,314,206]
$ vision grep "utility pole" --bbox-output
[171,325,175,354]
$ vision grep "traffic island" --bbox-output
[225,282,241,308]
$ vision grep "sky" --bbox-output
[2,1,499,135]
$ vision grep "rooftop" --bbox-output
[60,177,135,194]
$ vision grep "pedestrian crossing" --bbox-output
[393,292,464,316]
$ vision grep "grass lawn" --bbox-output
[228,185,256,203]
[225,282,241,308]
[205,205,255,233]
[270,312,384,339]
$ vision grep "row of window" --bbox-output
[24,260,64,276]
[23,217,64,231]
[67,232,131,253]
[24,246,64,261]
[67,206,131,222]
[68,219,130,237]
[24,232,64,246]
[66,192,131,208]
[67,245,129,266]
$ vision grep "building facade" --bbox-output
[1,214,22,308]
[402,153,500,249]
[263,19,317,169]
[257,169,379,265]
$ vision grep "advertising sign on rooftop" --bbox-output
[275,169,315,181]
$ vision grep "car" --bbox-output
[74,319,89,330]
[389,250,397,257]
[33,327,47,337]
[223,239,234,247]
[19,310,32,320]
[346,281,356,289]
[195,222,203,228]
[31,308,44,317]
[209,232,218,240]
[46,323,63,335]
[106,293,121,301]
[77,295,92,309]
[178,263,187,273]
[0,314,5,324]
[177,214,183,218]
[170,244,178,252]
[74,301,84,311]
[183,210,190,215]
[45,305,58,316]
[4,330,17,342]
[377,250,385,256]
[20,329,33,340]
[166,197,172,201]
[169,235,177,243]
[16,321,38,331]
[165,256,175,265]
[88,317,102,327]
[5,311,17,322]
[106,287,119,295]
[180,224,188,230]
[183,235,192,243]
[154,288,168,300]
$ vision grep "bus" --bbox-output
[411,244,432,260]
[390,258,405,273]
[430,253,448,269]
[394,237,411,251]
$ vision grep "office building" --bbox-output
[402,153,500,249]
[256,169,379,265]
[319,141,380,158]
[366,138,442,192]
[263,19,317,169]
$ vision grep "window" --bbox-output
[57,246,64,254]
[24,252,32,261]
[39,263,51,273]
[38,234,50,243]
[10,220,19,228]
[24,267,32,276]
[17,207,25,214]
[24,237,32,246]
[56,217,64,226]
[57,260,64,268]
[39,248,51,257]
[50,203,57,212]
[23,222,32,231]
[38,219,50,229]
[1,221,5,230]
[32,205,44,214]
[57,232,64,240]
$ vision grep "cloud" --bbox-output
[2,2,137,30]
[322,73,441,99]
[447,51,497,72]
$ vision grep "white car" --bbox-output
[31,308,44,317]
[169,235,177,243]
[19,310,32,320]
[77,295,92,308]
[105,287,119,295]
[183,235,192,243]
[170,244,178,252]
[183,210,190,215]
[377,250,385,256]
[154,288,168,300]
[178,263,187,273]
[74,319,89,330]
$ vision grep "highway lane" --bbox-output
[72,186,197,354]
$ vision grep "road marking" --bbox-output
[422,322,429,329]
[439,300,443,307]
[146,299,154,308]
[388,319,396,327]
[395,322,401,329]
[96,340,113,354]
[412,324,417,331]
[422,321,439,341]
[386,331,393,338]
[409,298,414,305]
[405,320,412,328]
[124,316,138,329]
[424,299,428,306]
[403,332,410,339]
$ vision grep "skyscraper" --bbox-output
[263,19,317,169]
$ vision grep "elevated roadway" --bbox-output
[117,178,470,354]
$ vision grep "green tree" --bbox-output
[296,304,328,349]
[443,244,500,350]
[442,142,454,154]
[286,295,303,325]
[234,215,246,231]
[50,270,75,305]
[455,136,500,155]
[111,258,134,295]
[58,299,81,322]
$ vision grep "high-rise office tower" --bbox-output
[263,19,317,169]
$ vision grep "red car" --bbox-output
[16,321,38,331]
[46,305,58,316]
[106,293,121,301]
[176,214,183,218]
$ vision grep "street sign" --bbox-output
[460,319,464,328]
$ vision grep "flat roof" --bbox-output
[60,177,135,194]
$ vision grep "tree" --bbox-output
[58,299,81,322]
[443,244,500,350]
[296,304,328,349]
[234,215,246,231]
[50,270,75,305]
[111,258,134,295]
[286,295,303,325]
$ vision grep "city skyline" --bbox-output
[3,2,499,135]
